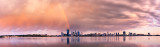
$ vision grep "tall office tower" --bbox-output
[118,32,119,36]
[123,31,126,36]
[78,31,80,36]
[61,32,64,36]
[71,32,75,36]
[116,33,118,36]
[75,30,77,36]
[67,29,70,36]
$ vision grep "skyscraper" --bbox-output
[67,29,70,36]
[118,32,119,36]
[71,31,75,36]
[75,30,77,36]
[78,31,80,36]
[123,31,126,36]
[61,32,64,36]
[116,33,118,36]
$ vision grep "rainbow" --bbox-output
[58,4,70,29]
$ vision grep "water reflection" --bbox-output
[63,37,80,45]
[64,36,124,45]
[67,37,69,44]
[0,36,159,47]
[62,36,139,45]
[123,36,126,42]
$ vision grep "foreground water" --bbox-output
[0,36,160,47]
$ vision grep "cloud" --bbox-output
[0,0,159,34]
[66,0,156,31]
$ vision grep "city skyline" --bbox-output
[60,29,155,37]
[0,0,159,35]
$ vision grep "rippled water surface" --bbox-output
[0,36,160,47]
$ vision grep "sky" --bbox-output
[0,0,159,35]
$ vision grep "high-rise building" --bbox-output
[75,30,77,36]
[71,31,75,36]
[123,31,126,36]
[67,29,70,36]
[78,31,80,36]
[116,33,118,36]
[118,32,119,36]
[61,32,64,36]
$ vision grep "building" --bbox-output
[116,33,118,36]
[129,32,132,36]
[102,33,106,36]
[118,33,119,36]
[61,32,64,36]
[123,31,126,36]
[67,29,70,36]
[77,31,80,36]
[98,33,101,36]
[71,31,75,36]
[133,33,136,36]
[75,30,77,36]
[137,34,144,36]
[148,32,151,36]
[109,33,112,36]
[107,32,109,35]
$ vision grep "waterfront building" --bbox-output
[148,32,151,36]
[129,32,132,36]
[110,33,112,36]
[67,29,70,36]
[102,33,106,36]
[116,33,118,36]
[133,33,136,36]
[71,32,75,36]
[107,32,109,35]
[118,33,119,36]
[61,32,64,36]
[78,31,80,36]
[123,31,126,36]
[137,34,144,36]
[75,30,77,36]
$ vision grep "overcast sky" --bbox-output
[0,0,159,35]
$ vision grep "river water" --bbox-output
[0,36,159,47]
